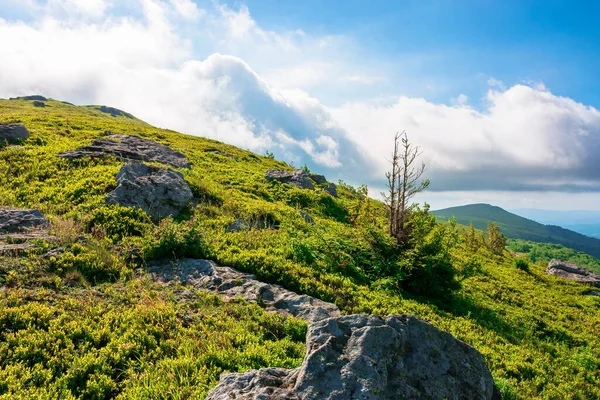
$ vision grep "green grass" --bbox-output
[433,203,600,259]
[1,98,600,399]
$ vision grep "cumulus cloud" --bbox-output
[1,0,599,197]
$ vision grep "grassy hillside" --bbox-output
[433,203,600,259]
[1,98,599,399]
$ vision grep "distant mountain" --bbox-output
[433,203,600,259]
[510,209,600,239]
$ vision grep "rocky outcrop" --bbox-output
[0,123,30,141]
[0,209,48,233]
[207,314,496,400]
[546,259,600,287]
[149,259,340,324]
[265,169,314,190]
[586,290,600,297]
[323,183,338,198]
[105,163,193,221]
[59,134,190,169]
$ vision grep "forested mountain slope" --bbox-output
[434,203,600,259]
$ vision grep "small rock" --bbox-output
[309,173,327,184]
[105,163,193,221]
[546,259,600,287]
[225,220,249,233]
[207,314,495,400]
[209,150,237,160]
[585,290,600,297]
[0,123,30,141]
[43,247,65,259]
[298,210,314,224]
[32,101,46,107]
[59,134,191,169]
[149,259,340,324]
[323,183,338,198]
[265,169,314,190]
[0,209,48,233]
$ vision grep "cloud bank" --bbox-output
[1,0,600,196]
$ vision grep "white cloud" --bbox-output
[170,0,202,20]
[1,0,600,207]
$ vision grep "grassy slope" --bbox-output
[1,99,599,399]
[508,239,600,274]
[433,204,600,260]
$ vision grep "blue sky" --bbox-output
[218,0,600,107]
[1,0,600,209]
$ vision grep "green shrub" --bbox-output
[142,218,207,261]
[87,205,151,241]
[514,258,530,272]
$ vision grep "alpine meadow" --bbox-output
[0,98,599,399]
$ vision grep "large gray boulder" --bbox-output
[149,259,340,324]
[0,209,48,233]
[546,259,600,287]
[105,163,193,221]
[265,169,314,190]
[207,314,496,400]
[59,134,190,168]
[0,123,29,141]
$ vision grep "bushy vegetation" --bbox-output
[1,99,599,399]
[508,239,600,274]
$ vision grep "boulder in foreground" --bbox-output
[105,163,193,221]
[0,123,29,141]
[546,259,600,287]
[207,314,496,400]
[59,134,190,168]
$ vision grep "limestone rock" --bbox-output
[207,314,495,400]
[58,134,190,169]
[149,259,340,324]
[265,169,314,190]
[105,163,193,221]
[546,259,600,287]
[0,123,30,141]
[0,209,48,233]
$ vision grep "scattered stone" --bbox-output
[0,209,48,233]
[207,314,496,400]
[323,183,338,198]
[105,163,193,221]
[32,101,46,108]
[0,123,30,141]
[10,95,47,101]
[43,247,65,259]
[225,220,249,233]
[298,210,314,224]
[586,290,600,297]
[149,259,341,324]
[265,169,314,190]
[546,259,600,287]
[58,134,191,169]
[209,150,237,160]
[309,173,327,185]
